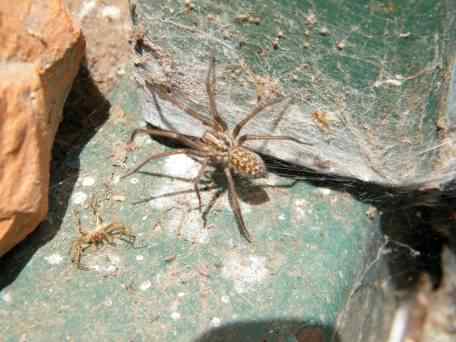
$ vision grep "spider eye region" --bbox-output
[229,147,267,178]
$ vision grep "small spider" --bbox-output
[70,202,136,270]
[124,53,310,241]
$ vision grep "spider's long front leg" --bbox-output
[238,134,312,146]
[206,53,228,131]
[123,148,208,179]
[128,128,206,152]
[146,80,213,127]
[232,97,287,138]
[224,167,252,242]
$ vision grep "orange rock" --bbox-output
[0,1,85,256]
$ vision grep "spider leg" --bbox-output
[146,80,213,127]
[73,209,86,236]
[78,263,90,271]
[122,148,208,179]
[70,241,80,262]
[105,224,136,244]
[72,247,82,268]
[128,128,206,152]
[102,231,116,246]
[104,223,124,234]
[122,231,137,245]
[71,242,89,270]
[232,97,287,138]
[224,167,252,242]
[192,158,209,211]
[206,52,228,131]
[202,187,224,227]
[238,134,312,146]
[89,197,103,226]
[76,249,90,270]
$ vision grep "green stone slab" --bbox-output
[0,104,380,341]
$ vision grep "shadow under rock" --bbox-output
[379,205,447,291]
[0,63,110,290]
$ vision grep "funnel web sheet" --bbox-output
[133,0,456,200]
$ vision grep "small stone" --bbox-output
[336,40,346,50]
[112,194,126,202]
[100,6,121,20]
[319,188,331,196]
[366,206,378,220]
[319,27,330,36]
[72,191,88,205]
[45,253,63,265]
[139,280,152,291]
[2,291,12,303]
[305,12,317,26]
[170,312,181,320]
[221,295,230,304]
[81,176,96,187]
[209,317,221,327]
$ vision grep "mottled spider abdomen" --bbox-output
[229,147,266,178]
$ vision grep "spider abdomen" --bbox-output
[229,147,266,178]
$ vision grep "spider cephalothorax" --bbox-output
[124,53,309,241]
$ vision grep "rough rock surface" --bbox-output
[0,1,85,256]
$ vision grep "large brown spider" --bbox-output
[124,54,308,242]
[70,202,136,270]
